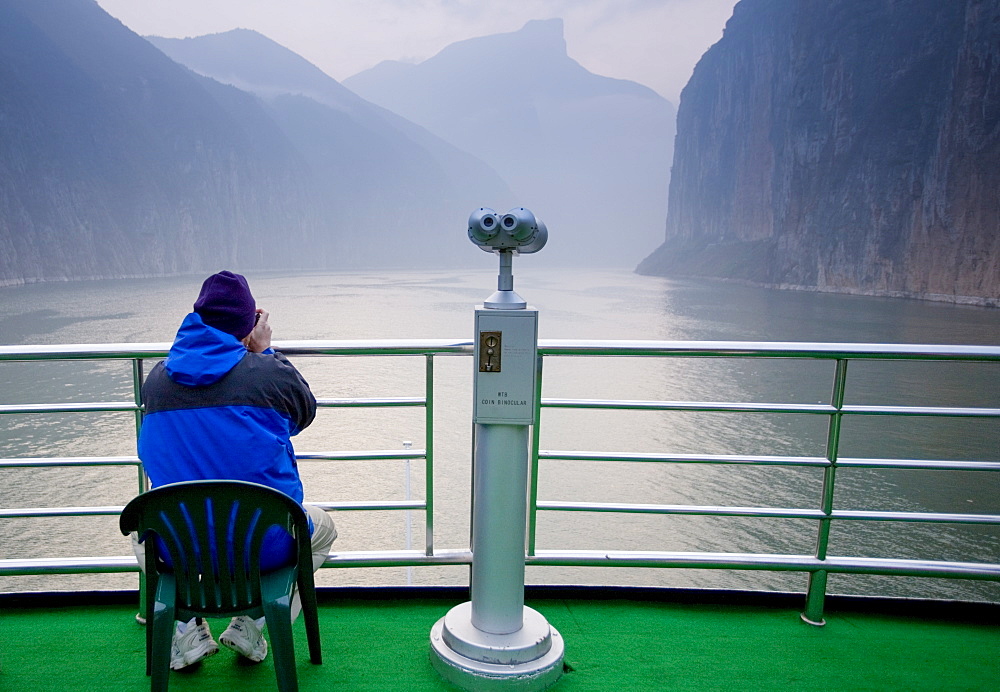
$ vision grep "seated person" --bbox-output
[133,270,337,670]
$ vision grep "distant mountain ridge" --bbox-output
[638,0,1000,306]
[0,0,509,285]
[345,19,676,266]
[146,28,497,188]
[148,28,362,108]
[147,29,512,261]
[1,2,674,284]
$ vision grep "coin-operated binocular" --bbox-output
[468,207,547,309]
[430,209,564,691]
[468,207,547,254]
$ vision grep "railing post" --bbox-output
[131,358,147,494]
[425,354,435,556]
[803,358,848,626]
[131,357,147,607]
[528,354,544,557]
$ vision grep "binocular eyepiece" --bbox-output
[468,207,547,254]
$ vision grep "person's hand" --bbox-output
[242,309,272,353]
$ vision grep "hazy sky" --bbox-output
[94,0,739,103]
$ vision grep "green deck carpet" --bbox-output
[1,594,997,690]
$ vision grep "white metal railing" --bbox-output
[1,339,998,623]
[528,340,1000,622]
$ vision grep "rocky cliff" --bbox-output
[638,0,1000,306]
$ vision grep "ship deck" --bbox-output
[2,339,998,689]
[1,587,997,691]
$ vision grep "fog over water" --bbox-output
[0,269,997,601]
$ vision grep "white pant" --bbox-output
[303,504,338,571]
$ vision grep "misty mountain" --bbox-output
[638,0,999,306]
[0,0,508,286]
[345,19,676,267]
[146,30,510,235]
[0,0,321,284]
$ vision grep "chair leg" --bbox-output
[150,602,175,692]
[145,608,154,677]
[263,597,298,692]
[300,588,323,665]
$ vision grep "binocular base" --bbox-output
[430,603,564,691]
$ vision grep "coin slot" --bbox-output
[479,331,502,372]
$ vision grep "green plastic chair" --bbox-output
[119,480,322,692]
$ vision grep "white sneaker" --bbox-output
[170,619,218,670]
[220,616,268,662]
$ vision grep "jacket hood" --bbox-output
[164,312,247,387]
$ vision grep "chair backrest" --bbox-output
[120,480,311,615]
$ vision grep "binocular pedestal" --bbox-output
[429,300,563,690]
[429,425,563,690]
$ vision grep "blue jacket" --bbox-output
[137,312,317,570]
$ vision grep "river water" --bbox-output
[0,268,997,601]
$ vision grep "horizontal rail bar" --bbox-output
[836,457,1000,471]
[0,344,170,360]
[0,556,142,576]
[3,549,995,580]
[0,339,474,361]
[0,453,433,468]
[0,397,428,415]
[537,502,1000,525]
[842,405,1000,417]
[0,499,428,519]
[12,504,989,533]
[537,502,826,519]
[274,339,474,356]
[0,550,476,576]
[318,549,472,569]
[830,510,1000,524]
[539,452,1000,471]
[539,451,830,467]
[541,399,835,414]
[527,550,1000,579]
[3,340,997,362]
[0,453,430,469]
[0,402,139,414]
[18,398,991,420]
[308,501,426,512]
[4,550,993,580]
[296,450,426,462]
[0,456,141,468]
[0,506,125,518]
[542,399,1000,418]
[316,397,425,408]
[537,340,1000,360]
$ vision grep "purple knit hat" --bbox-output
[193,271,257,339]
